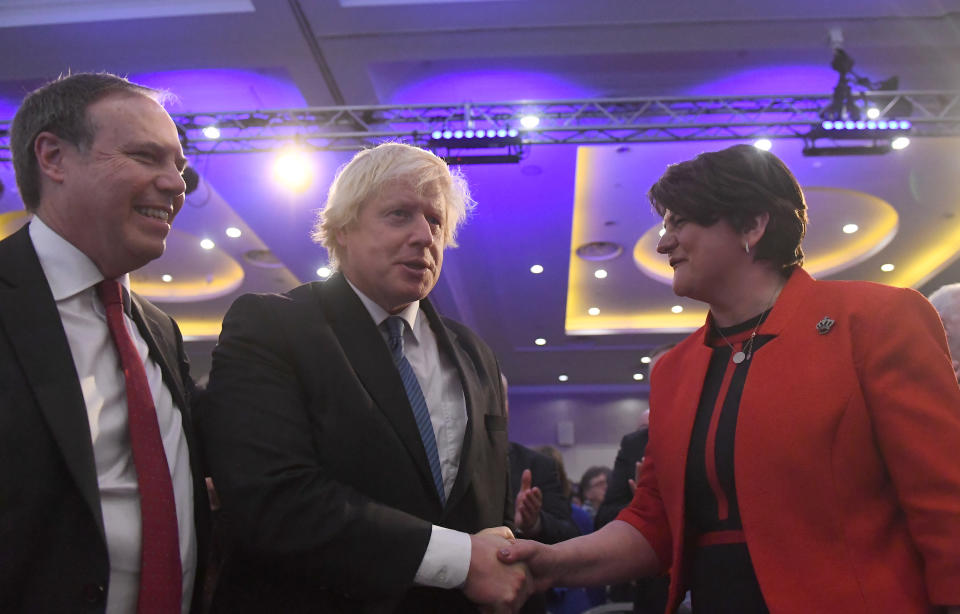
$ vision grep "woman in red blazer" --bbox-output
[501,145,960,613]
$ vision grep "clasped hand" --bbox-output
[462,527,533,613]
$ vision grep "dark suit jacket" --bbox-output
[201,273,511,614]
[595,429,648,530]
[0,224,209,613]
[508,442,579,545]
[620,268,960,613]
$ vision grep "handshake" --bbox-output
[462,527,552,614]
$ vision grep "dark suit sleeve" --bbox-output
[596,430,648,530]
[530,453,580,544]
[201,293,432,597]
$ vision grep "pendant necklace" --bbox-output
[714,287,780,364]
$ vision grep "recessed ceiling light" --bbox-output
[161,274,173,283]
[866,107,880,120]
[633,373,645,381]
[316,266,332,279]
[225,227,242,238]
[881,263,895,272]
[200,238,215,250]
[753,138,772,151]
[891,136,910,150]
[530,264,544,274]
[535,338,547,346]
[558,374,569,382]
[671,305,683,314]
[587,307,600,316]
[640,356,652,364]
[842,223,859,234]
[594,269,607,279]
[202,125,221,139]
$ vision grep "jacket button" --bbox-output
[82,583,105,604]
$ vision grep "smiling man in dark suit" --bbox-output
[202,142,530,613]
[0,73,209,613]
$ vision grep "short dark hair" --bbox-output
[648,144,808,271]
[10,72,162,211]
[578,465,611,496]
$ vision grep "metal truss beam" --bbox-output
[2,91,960,159]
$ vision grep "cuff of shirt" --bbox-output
[413,525,471,589]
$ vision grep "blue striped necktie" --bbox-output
[384,316,445,505]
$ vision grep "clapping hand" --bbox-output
[514,469,543,537]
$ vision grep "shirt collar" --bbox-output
[344,276,422,343]
[30,216,132,311]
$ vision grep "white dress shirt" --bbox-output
[346,278,472,589]
[30,218,196,614]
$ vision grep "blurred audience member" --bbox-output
[929,282,960,381]
[578,466,611,520]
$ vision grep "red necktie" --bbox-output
[97,279,182,614]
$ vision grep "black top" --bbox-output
[684,312,773,614]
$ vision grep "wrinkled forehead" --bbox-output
[86,92,181,145]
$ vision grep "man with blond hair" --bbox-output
[202,142,529,612]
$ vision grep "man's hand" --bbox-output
[513,469,543,537]
[627,461,642,495]
[463,529,532,613]
[496,538,557,594]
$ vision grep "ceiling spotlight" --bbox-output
[272,147,314,192]
[558,374,569,382]
[842,223,859,234]
[202,125,221,139]
[316,266,332,279]
[753,138,772,151]
[633,373,645,381]
[161,274,173,283]
[880,263,895,272]
[535,338,547,346]
[530,264,544,274]
[520,114,540,129]
[594,269,608,279]
[671,305,683,314]
[587,307,600,316]
[891,136,910,150]
[866,107,880,120]
[200,238,215,250]
[640,356,652,364]
[225,227,242,238]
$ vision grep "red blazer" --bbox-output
[618,268,960,613]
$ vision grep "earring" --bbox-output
[744,241,750,255]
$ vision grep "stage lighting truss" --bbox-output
[1,91,959,159]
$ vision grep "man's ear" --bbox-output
[33,132,69,185]
[744,212,771,251]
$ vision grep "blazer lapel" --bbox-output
[0,226,104,535]
[320,274,440,503]
[422,300,477,513]
[129,297,189,415]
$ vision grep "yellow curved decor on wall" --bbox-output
[0,211,31,239]
[131,229,245,302]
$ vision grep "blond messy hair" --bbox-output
[312,142,474,268]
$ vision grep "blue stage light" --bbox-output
[855,121,866,129]
[497,129,507,138]
[866,121,877,129]
[887,120,899,130]
[507,128,519,138]
[845,121,855,129]
[877,121,888,129]
[465,130,475,138]
[443,130,453,139]
[823,121,834,130]
[432,130,442,139]
[901,120,912,130]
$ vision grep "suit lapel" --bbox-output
[321,274,440,503]
[0,226,104,534]
[423,300,477,512]
[130,296,189,413]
